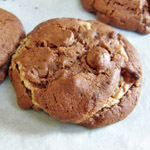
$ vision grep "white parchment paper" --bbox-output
[0,0,150,150]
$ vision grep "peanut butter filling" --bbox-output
[11,37,40,107]
[102,76,132,109]
[115,41,128,61]
[79,21,91,30]
[17,62,39,107]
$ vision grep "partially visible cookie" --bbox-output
[0,8,25,83]
[9,18,142,128]
[81,0,150,34]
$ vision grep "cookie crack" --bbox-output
[141,0,150,30]
[112,2,125,7]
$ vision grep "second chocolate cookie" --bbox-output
[81,0,150,34]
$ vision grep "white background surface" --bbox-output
[0,0,150,150]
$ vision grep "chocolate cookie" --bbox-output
[9,18,142,128]
[0,8,25,83]
[81,0,150,34]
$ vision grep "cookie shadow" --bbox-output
[0,78,93,136]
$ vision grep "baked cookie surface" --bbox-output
[0,8,25,83]
[81,0,150,34]
[9,18,142,128]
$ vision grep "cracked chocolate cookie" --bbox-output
[9,18,142,128]
[81,0,150,34]
[0,8,25,84]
